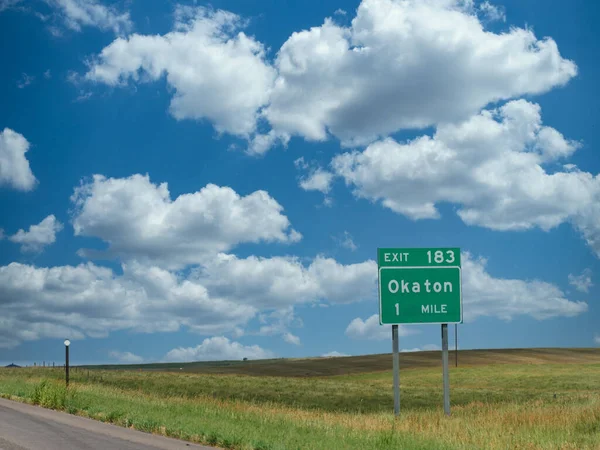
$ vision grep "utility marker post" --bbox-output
[392,324,400,416]
[442,324,450,416]
[64,339,70,387]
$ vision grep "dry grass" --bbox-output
[84,347,600,377]
[3,349,600,449]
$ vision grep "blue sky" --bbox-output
[0,0,599,366]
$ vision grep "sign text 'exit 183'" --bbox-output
[378,248,462,325]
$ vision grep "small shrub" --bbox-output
[31,379,77,411]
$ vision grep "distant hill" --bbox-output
[4,363,21,368]
[80,347,600,377]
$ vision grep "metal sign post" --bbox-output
[442,324,450,416]
[392,324,400,416]
[455,323,458,367]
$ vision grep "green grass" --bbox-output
[1,350,600,449]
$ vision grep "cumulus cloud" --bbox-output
[253,307,303,344]
[109,350,144,364]
[9,215,63,253]
[85,6,275,138]
[0,260,255,348]
[70,174,301,268]
[346,315,417,340]
[295,157,334,194]
[164,336,274,362]
[47,0,132,35]
[568,269,593,293]
[332,100,600,256]
[462,252,587,321]
[0,128,37,191]
[266,0,576,147]
[82,0,575,153]
[0,249,377,348]
[199,253,377,308]
[595,335,600,345]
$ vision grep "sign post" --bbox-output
[392,325,400,416]
[377,248,462,416]
[455,324,458,367]
[442,323,450,415]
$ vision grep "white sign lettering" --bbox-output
[388,280,453,294]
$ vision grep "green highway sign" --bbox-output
[378,248,462,325]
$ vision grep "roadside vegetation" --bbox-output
[1,349,599,449]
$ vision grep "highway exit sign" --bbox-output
[378,248,462,325]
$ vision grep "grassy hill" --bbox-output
[81,347,600,377]
[3,347,600,449]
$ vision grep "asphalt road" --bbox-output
[0,398,215,450]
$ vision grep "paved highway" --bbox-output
[0,398,215,450]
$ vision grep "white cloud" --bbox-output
[595,335,600,345]
[16,73,34,89]
[199,253,377,308]
[70,174,301,268]
[0,128,37,191]
[81,0,575,154]
[299,168,334,194]
[164,336,274,362]
[48,0,132,35]
[332,100,600,256]
[294,157,334,205]
[283,332,301,345]
[462,252,587,321]
[334,231,357,251]
[247,130,290,156]
[252,307,303,344]
[85,6,275,138]
[0,260,256,349]
[478,1,505,22]
[346,315,417,340]
[265,0,576,147]
[9,215,63,253]
[109,350,144,364]
[568,269,593,293]
[401,344,440,352]
[322,351,349,357]
[0,250,376,348]
[44,70,52,79]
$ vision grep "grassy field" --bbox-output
[1,348,599,449]
[81,347,600,376]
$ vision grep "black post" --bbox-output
[65,345,69,387]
